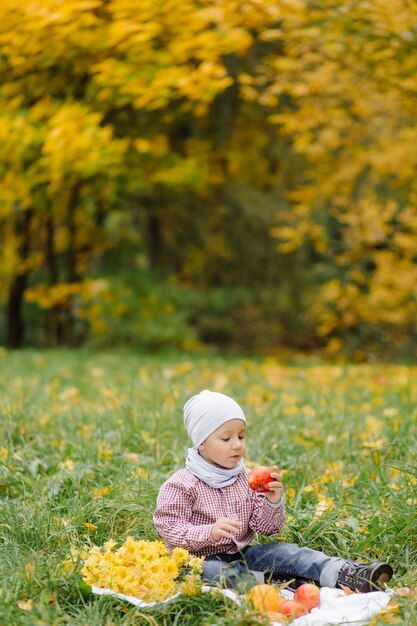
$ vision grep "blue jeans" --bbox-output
[202,543,344,589]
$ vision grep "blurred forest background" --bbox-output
[1,0,416,358]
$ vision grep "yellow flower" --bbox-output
[62,545,90,572]
[93,485,113,497]
[97,442,112,460]
[81,537,203,602]
[188,555,204,575]
[180,575,202,597]
[104,539,117,552]
[60,459,75,471]
[172,547,189,566]
[136,468,149,480]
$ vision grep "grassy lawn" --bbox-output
[0,348,416,624]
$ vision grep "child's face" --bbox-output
[198,419,246,469]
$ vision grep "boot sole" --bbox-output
[369,562,393,591]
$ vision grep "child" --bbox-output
[154,390,393,592]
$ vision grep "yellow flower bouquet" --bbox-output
[82,537,204,604]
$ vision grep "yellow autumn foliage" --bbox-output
[0,0,416,352]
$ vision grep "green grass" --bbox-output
[0,348,416,624]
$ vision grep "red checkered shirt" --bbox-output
[153,467,285,557]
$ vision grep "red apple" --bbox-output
[294,583,320,611]
[248,466,273,493]
[278,599,308,619]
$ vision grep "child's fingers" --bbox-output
[267,479,283,492]
[269,476,282,486]
[224,520,241,530]
[212,517,241,540]
[218,518,241,531]
[220,529,235,538]
[212,518,241,540]
[270,466,281,479]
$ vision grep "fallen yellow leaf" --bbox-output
[93,485,113,497]
[394,586,417,599]
[17,599,33,611]
[24,562,35,578]
[383,601,400,613]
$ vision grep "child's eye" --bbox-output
[239,436,245,440]
[221,438,230,442]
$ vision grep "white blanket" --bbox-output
[280,587,392,626]
[91,584,392,625]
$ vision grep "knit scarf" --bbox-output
[185,447,245,488]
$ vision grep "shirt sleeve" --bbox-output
[265,494,286,509]
[247,490,285,536]
[153,478,215,552]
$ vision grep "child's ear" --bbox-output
[198,442,205,451]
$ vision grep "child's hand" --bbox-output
[211,517,241,541]
[265,466,284,505]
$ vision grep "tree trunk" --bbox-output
[5,208,33,349]
[63,184,82,345]
[148,209,163,270]
[6,273,28,349]
[45,215,66,345]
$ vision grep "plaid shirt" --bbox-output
[153,467,285,557]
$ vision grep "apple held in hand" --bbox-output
[294,583,320,611]
[248,466,273,493]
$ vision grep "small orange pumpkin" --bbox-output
[246,583,282,614]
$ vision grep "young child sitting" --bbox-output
[153,390,393,592]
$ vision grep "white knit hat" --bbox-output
[183,390,246,448]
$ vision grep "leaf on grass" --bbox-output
[24,562,35,578]
[360,439,386,449]
[93,485,113,497]
[375,607,401,623]
[17,599,33,611]
[394,586,417,599]
[384,601,400,613]
[368,601,400,624]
